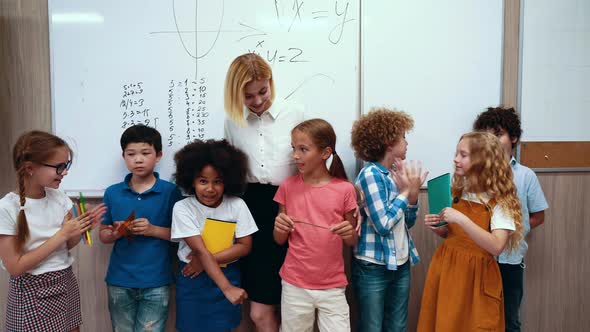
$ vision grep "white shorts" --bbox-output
[280,280,350,332]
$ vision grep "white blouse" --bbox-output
[224,99,305,186]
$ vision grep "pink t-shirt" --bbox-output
[274,174,357,289]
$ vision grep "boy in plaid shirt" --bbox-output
[350,107,428,332]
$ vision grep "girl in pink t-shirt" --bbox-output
[273,118,357,332]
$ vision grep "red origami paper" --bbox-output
[116,210,135,240]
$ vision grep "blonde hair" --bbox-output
[12,130,72,251]
[224,53,275,126]
[452,132,523,252]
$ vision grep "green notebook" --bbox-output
[427,173,452,227]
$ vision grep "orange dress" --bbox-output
[417,198,505,331]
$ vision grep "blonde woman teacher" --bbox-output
[224,53,304,332]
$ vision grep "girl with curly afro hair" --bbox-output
[170,139,258,332]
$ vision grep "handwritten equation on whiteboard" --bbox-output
[120,78,210,148]
[116,0,357,147]
[120,82,159,129]
[150,0,355,65]
[246,0,355,63]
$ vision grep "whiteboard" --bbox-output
[520,0,590,142]
[362,0,503,179]
[49,0,359,194]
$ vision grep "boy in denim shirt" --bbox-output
[474,107,549,332]
[99,125,183,331]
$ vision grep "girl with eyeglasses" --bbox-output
[0,130,106,332]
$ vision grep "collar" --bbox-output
[123,172,162,194]
[510,156,517,167]
[370,161,390,175]
[243,99,281,121]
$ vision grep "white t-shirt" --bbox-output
[224,99,305,185]
[393,214,409,265]
[462,192,516,231]
[171,195,258,264]
[0,188,74,275]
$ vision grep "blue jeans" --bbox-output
[107,285,170,332]
[352,259,411,332]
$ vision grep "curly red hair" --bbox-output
[351,107,414,162]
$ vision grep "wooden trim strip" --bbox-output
[520,142,590,169]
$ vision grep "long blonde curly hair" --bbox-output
[451,132,523,252]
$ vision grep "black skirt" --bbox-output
[240,183,288,305]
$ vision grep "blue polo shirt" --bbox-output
[102,172,183,288]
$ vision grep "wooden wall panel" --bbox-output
[0,1,52,193]
[522,173,590,331]
[520,142,590,169]
[0,2,52,331]
[501,0,520,108]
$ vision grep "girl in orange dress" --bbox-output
[417,132,524,332]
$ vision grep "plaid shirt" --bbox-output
[354,162,420,270]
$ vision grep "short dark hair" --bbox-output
[174,139,249,196]
[120,125,162,153]
[473,107,522,148]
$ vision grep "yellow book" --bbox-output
[202,218,237,267]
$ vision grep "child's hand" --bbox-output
[182,253,204,278]
[331,220,354,241]
[64,210,73,222]
[392,160,428,204]
[60,213,93,240]
[103,222,124,241]
[130,218,152,236]
[390,158,410,196]
[274,213,294,234]
[439,208,469,225]
[425,214,448,238]
[86,203,108,229]
[424,213,442,227]
[353,185,365,236]
[353,206,362,235]
[406,160,428,201]
[222,285,248,305]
